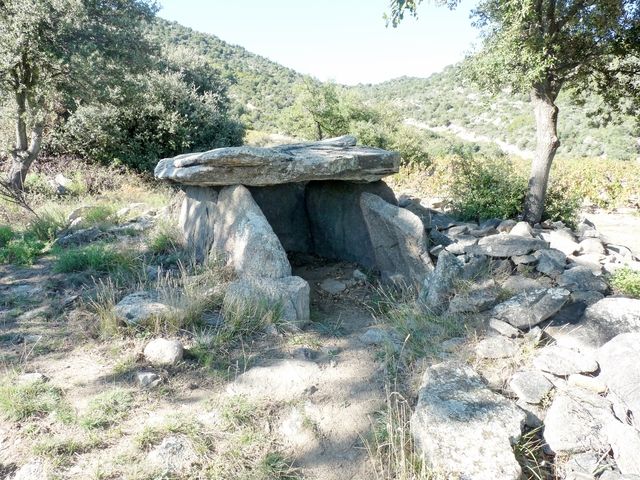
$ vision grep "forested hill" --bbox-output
[151,20,639,161]
[149,19,302,131]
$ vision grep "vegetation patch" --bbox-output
[33,434,104,467]
[609,268,640,299]
[54,243,138,275]
[79,388,134,430]
[0,378,72,422]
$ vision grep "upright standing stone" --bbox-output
[178,186,218,262]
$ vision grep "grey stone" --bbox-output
[571,298,640,349]
[501,275,545,294]
[448,279,499,313]
[136,371,161,389]
[497,219,517,233]
[359,327,398,346]
[475,335,519,359]
[16,372,48,385]
[465,234,548,257]
[567,374,607,394]
[542,229,581,256]
[306,180,396,269]
[510,221,534,237]
[419,250,464,314]
[155,135,399,186]
[492,288,570,329]
[360,192,434,286]
[223,276,310,328]
[570,253,605,274]
[411,361,525,480]
[580,238,606,255]
[147,435,197,473]
[533,345,598,376]
[571,290,605,306]
[564,452,602,478]
[429,229,454,247]
[444,234,478,255]
[489,318,520,338]
[509,371,553,404]
[606,420,640,475]
[480,218,502,229]
[352,269,367,282]
[55,226,113,247]
[469,226,498,237]
[446,225,470,236]
[212,185,290,279]
[598,333,640,426]
[440,337,466,353]
[534,248,567,276]
[461,254,490,280]
[319,278,347,295]
[178,186,218,262]
[114,292,175,326]
[512,254,537,265]
[600,471,640,480]
[543,387,613,454]
[144,338,184,366]
[11,460,49,480]
[431,213,459,230]
[558,266,608,293]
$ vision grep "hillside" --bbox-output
[356,66,640,160]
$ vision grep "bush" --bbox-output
[0,225,14,247]
[447,156,527,221]
[26,211,66,242]
[0,237,45,265]
[609,268,640,298]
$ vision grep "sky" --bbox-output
[158,0,480,85]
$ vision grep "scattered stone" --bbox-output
[493,288,570,329]
[599,470,640,480]
[429,244,444,256]
[430,229,454,247]
[55,226,112,246]
[440,337,466,353]
[501,275,545,294]
[598,333,640,426]
[411,362,525,480]
[419,251,464,314]
[606,420,640,475]
[352,269,367,282]
[292,347,318,361]
[489,318,520,338]
[461,254,490,280]
[571,290,605,306]
[512,254,537,265]
[570,253,605,274]
[431,213,459,230]
[533,345,598,376]
[469,226,498,237]
[278,406,319,454]
[567,374,607,394]
[580,238,606,255]
[444,234,478,255]
[509,371,553,404]
[466,234,548,258]
[475,336,519,359]
[359,327,396,346]
[155,135,400,185]
[534,248,567,276]
[67,205,94,222]
[564,452,602,478]
[497,219,517,233]
[17,306,49,322]
[143,338,184,366]
[136,371,161,389]
[510,221,534,237]
[542,229,581,256]
[361,192,434,285]
[319,278,347,295]
[558,266,608,293]
[543,387,613,454]
[147,435,197,474]
[11,459,49,480]
[480,218,502,230]
[224,276,310,328]
[447,225,470,236]
[114,292,174,326]
[448,280,499,313]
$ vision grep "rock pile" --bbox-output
[156,136,434,326]
[403,205,640,479]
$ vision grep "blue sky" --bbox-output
[158,0,479,85]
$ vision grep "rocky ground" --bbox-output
[1,189,640,480]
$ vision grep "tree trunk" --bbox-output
[523,84,560,224]
[7,91,43,191]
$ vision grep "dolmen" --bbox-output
[155,135,434,327]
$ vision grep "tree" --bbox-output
[389,0,640,223]
[0,0,158,190]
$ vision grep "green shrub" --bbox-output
[447,156,527,221]
[26,211,66,242]
[609,268,640,298]
[80,389,133,430]
[147,222,183,255]
[0,225,14,247]
[79,205,117,229]
[0,238,45,265]
[542,183,581,227]
[54,244,136,274]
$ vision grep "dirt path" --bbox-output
[1,257,386,479]
[584,211,640,256]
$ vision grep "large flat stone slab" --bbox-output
[155,135,399,186]
[411,361,525,480]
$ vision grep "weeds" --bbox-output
[147,221,184,255]
[33,434,103,466]
[609,267,640,298]
[514,427,554,480]
[54,243,138,275]
[79,388,133,430]
[0,377,73,422]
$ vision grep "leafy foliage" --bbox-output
[609,268,640,298]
